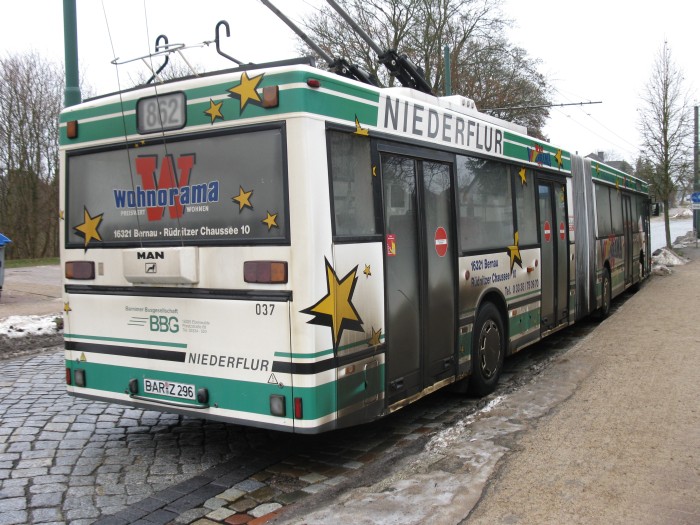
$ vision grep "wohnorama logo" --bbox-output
[113,154,220,221]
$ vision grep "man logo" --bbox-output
[137,251,164,260]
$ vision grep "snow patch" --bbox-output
[0,314,61,338]
[427,395,505,452]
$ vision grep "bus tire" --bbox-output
[596,268,612,320]
[631,250,645,292]
[469,302,505,397]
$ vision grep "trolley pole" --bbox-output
[63,0,81,107]
[444,45,451,96]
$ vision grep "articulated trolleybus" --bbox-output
[60,27,649,435]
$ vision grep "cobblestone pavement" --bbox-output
[0,313,603,525]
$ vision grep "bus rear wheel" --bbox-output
[469,302,505,397]
[596,268,612,320]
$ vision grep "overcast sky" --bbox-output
[1,0,697,163]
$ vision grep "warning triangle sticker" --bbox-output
[79,352,87,362]
[267,373,278,385]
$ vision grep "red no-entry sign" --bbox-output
[543,220,551,243]
[435,227,448,257]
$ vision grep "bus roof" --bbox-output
[59,61,648,194]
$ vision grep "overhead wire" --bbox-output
[550,86,641,161]
[140,0,186,248]
[101,0,145,249]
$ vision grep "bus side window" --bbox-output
[328,131,377,238]
[456,155,514,252]
[513,167,538,246]
[594,184,612,237]
[611,187,623,234]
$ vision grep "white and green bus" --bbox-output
[60,57,650,433]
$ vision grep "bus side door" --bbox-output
[538,179,569,331]
[380,149,457,405]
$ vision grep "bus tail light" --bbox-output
[65,261,95,280]
[294,397,303,419]
[67,120,79,139]
[197,388,209,404]
[74,369,86,387]
[270,395,286,417]
[262,85,279,108]
[244,261,288,284]
[66,368,72,385]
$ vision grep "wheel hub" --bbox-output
[479,320,501,378]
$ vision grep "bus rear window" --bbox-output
[66,127,288,248]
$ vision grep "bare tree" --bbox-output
[638,42,693,248]
[301,0,551,137]
[0,52,63,259]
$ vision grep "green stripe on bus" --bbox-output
[503,131,572,172]
[508,307,541,336]
[60,86,378,145]
[275,333,386,359]
[66,360,338,420]
[65,333,187,349]
[274,349,335,359]
[60,70,380,144]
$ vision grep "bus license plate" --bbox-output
[143,378,195,400]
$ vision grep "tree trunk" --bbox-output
[663,198,672,248]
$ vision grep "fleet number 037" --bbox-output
[256,304,275,316]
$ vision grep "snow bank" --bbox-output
[652,248,689,267]
[668,208,694,219]
[651,230,697,275]
[0,314,61,338]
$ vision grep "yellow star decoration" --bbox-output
[363,264,372,278]
[261,211,278,231]
[227,71,264,112]
[301,259,364,351]
[73,207,104,248]
[63,302,71,313]
[233,186,254,211]
[354,115,369,136]
[368,327,382,347]
[507,231,523,273]
[595,163,600,175]
[59,210,64,221]
[518,167,527,185]
[555,149,563,168]
[204,99,224,123]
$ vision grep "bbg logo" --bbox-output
[150,315,179,333]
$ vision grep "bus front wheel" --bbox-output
[469,302,505,397]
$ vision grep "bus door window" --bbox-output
[328,130,380,238]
